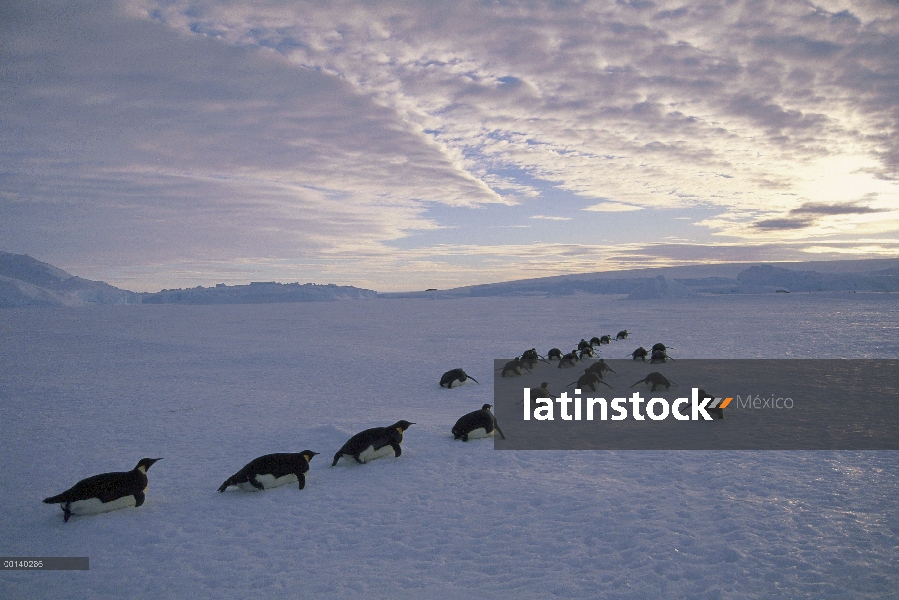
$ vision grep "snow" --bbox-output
[0,252,138,308]
[626,275,696,299]
[1,294,898,598]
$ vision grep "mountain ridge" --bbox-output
[3,251,898,307]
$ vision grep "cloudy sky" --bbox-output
[3,0,898,292]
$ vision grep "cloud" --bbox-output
[751,198,893,231]
[4,0,899,290]
[753,217,816,230]
[1,0,515,289]
[583,202,645,212]
[789,201,890,215]
[134,0,899,205]
[530,215,571,221]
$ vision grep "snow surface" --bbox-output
[626,275,696,299]
[1,293,898,599]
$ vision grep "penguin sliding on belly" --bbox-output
[218,451,319,492]
[440,368,479,388]
[43,458,162,523]
[332,420,414,466]
[452,404,505,442]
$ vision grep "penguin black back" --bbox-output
[332,420,415,466]
[440,368,479,388]
[43,458,162,523]
[452,404,505,442]
[218,451,319,492]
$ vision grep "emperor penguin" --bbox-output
[587,359,617,376]
[43,458,162,523]
[440,368,479,388]
[558,351,579,368]
[566,370,613,392]
[518,382,555,405]
[218,451,319,492]
[452,404,505,441]
[499,358,531,377]
[332,420,414,466]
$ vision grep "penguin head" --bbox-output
[301,451,319,462]
[481,404,492,412]
[135,458,162,473]
[393,420,415,431]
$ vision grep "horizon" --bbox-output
[6,249,899,295]
[3,0,899,292]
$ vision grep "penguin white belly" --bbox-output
[465,427,492,440]
[237,474,297,491]
[357,444,396,463]
[450,378,470,387]
[67,494,138,516]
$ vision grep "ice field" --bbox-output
[1,293,898,598]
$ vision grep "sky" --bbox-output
[2,0,899,292]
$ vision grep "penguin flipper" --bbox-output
[297,474,306,490]
[133,491,145,507]
[63,504,71,523]
[391,442,402,458]
[494,425,506,440]
[249,475,264,490]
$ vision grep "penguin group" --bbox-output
[42,327,720,523]
[43,419,413,522]
[493,331,724,421]
[43,409,501,523]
